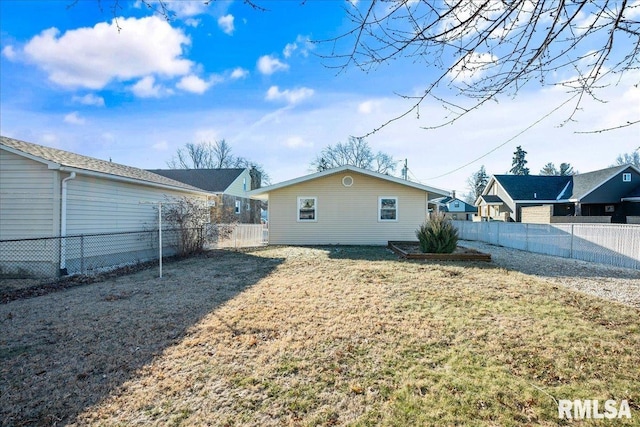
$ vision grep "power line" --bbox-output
[425,93,580,180]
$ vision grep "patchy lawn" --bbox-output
[1,246,638,426]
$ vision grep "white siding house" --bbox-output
[249,166,449,245]
[0,136,209,277]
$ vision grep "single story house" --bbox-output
[432,191,477,221]
[476,164,640,223]
[1,136,209,277]
[248,165,449,245]
[148,168,262,223]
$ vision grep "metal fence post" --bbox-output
[570,224,574,259]
[80,235,85,274]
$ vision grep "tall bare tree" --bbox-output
[325,1,640,133]
[613,151,640,168]
[167,140,271,184]
[310,137,397,175]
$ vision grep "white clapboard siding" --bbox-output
[0,150,59,239]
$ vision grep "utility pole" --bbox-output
[402,159,408,180]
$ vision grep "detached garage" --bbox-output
[249,165,449,245]
[0,136,209,277]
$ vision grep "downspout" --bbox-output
[60,172,76,275]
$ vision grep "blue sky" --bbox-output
[1,0,638,195]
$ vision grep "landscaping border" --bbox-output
[388,241,492,261]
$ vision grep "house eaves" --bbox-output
[248,165,450,200]
[1,136,209,196]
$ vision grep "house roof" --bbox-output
[1,136,206,194]
[478,195,505,205]
[148,168,245,193]
[568,164,631,200]
[248,165,449,200]
[493,175,572,201]
[433,196,477,212]
[482,164,640,205]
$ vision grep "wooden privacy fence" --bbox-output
[452,221,640,269]
[206,224,268,248]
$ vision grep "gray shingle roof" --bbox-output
[147,169,245,193]
[480,195,505,204]
[493,175,572,200]
[1,136,203,193]
[569,165,628,199]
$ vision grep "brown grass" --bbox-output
[1,246,638,426]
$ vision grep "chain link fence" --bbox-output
[0,229,195,280]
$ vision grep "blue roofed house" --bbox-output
[432,191,477,221]
[476,165,640,223]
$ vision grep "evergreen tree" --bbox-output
[539,162,558,176]
[559,163,574,176]
[510,146,529,175]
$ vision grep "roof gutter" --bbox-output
[60,172,76,276]
[58,166,209,196]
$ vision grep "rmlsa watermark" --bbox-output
[558,399,632,420]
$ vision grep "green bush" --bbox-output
[416,213,459,253]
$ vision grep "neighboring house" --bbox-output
[432,191,476,221]
[476,165,640,223]
[148,168,262,224]
[248,165,449,245]
[1,136,209,276]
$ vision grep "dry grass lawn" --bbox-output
[1,246,639,426]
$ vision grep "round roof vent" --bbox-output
[342,175,354,187]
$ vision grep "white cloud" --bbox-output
[184,18,200,28]
[230,67,249,79]
[64,111,85,125]
[449,52,498,83]
[152,140,169,151]
[257,55,289,75]
[166,1,208,18]
[282,35,314,58]
[72,93,105,107]
[176,74,217,94]
[218,14,235,35]
[358,100,381,114]
[284,136,312,149]
[131,76,165,98]
[265,86,314,104]
[23,16,193,89]
[2,45,17,60]
[283,42,297,58]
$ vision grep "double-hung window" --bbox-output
[298,197,317,221]
[379,197,398,221]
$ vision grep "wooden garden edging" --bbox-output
[388,241,491,261]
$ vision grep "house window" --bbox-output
[379,197,398,221]
[454,202,459,208]
[342,176,354,187]
[298,197,317,221]
[623,173,632,182]
[235,200,241,214]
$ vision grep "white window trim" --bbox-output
[235,200,241,214]
[378,196,398,222]
[623,172,632,182]
[297,196,318,222]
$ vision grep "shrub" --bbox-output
[416,213,459,253]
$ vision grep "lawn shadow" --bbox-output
[323,245,398,261]
[0,250,283,427]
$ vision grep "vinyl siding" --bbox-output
[225,169,251,197]
[268,172,430,245]
[65,175,206,234]
[0,150,58,239]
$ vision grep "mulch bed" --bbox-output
[388,241,491,261]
